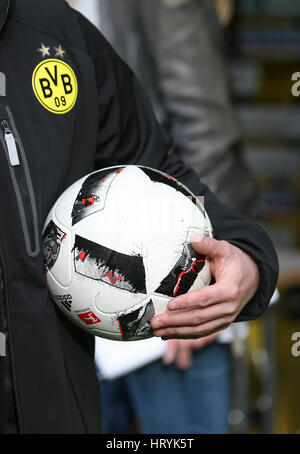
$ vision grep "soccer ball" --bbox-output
[43,165,213,341]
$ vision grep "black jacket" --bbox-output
[0,0,278,434]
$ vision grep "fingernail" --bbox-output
[151,319,163,329]
[191,235,202,243]
[168,301,177,310]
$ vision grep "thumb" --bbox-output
[191,236,221,258]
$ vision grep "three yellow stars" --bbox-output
[37,43,66,59]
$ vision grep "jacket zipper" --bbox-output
[0,105,40,257]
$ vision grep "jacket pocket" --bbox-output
[0,105,40,257]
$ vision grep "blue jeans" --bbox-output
[100,342,231,434]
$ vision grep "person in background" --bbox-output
[99,0,258,215]
[94,0,260,434]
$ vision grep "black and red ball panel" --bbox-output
[71,167,124,226]
[155,243,206,297]
[73,235,147,294]
[118,299,155,340]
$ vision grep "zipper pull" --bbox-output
[1,120,20,166]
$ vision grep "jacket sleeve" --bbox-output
[83,22,279,322]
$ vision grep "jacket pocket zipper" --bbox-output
[0,106,40,257]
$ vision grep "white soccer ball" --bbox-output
[43,165,213,341]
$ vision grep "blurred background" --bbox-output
[67,0,300,434]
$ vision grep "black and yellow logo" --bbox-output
[32,59,78,114]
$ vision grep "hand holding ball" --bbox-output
[43,166,213,341]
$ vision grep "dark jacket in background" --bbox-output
[99,0,258,215]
